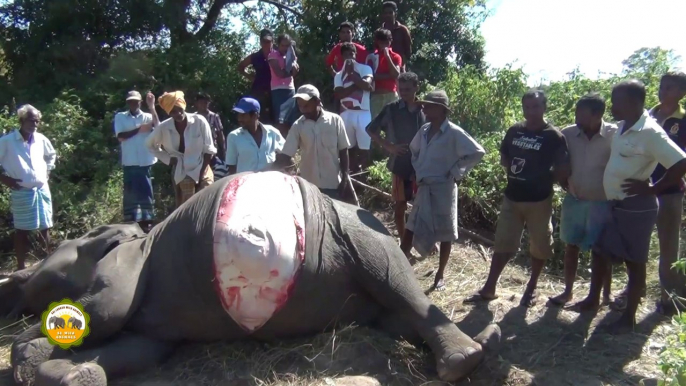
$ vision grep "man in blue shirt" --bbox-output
[226,97,285,175]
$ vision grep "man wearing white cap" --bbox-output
[113,90,156,232]
[272,84,352,201]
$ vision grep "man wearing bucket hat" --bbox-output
[399,89,485,291]
[272,84,353,202]
[226,97,285,174]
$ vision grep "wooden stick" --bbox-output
[0,278,11,285]
[350,177,495,247]
[346,174,360,206]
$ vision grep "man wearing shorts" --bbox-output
[334,42,374,173]
[570,80,686,334]
[548,94,617,306]
[367,71,425,238]
[466,90,569,307]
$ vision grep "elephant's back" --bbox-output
[129,175,247,341]
[128,172,379,342]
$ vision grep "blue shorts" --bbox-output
[560,194,610,251]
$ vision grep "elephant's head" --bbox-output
[0,223,148,319]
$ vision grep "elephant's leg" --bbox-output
[377,312,502,352]
[350,228,497,382]
[11,323,69,385]
[34,334,175,386]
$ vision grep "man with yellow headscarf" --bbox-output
[145,91,217,208]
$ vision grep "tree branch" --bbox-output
[194,0,232,41]
[234,0,303,18]
[194,0,301,42]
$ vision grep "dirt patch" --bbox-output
[0,211,671,386]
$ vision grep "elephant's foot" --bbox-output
[12,324,67,385]
[436,344,484,382]
[435,324,501,382]
[472,323,501,352]
[61,362,107,386]
[35,359,107,386]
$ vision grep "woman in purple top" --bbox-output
[238,29,275,123]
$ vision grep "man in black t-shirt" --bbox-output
[465,90,570,307]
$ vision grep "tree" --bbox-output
[622,47,680,76]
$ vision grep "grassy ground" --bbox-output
[0,208,672,386]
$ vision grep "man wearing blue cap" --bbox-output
[225,97,285,175]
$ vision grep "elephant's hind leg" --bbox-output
[348,224,497,382]
[34,333,175,386]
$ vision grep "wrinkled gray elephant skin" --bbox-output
[0,171,501,386]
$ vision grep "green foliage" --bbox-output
[659,311,686,386]
[367,160,392,193]
[0,92,122,252]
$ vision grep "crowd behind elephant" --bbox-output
[0,0,686,385]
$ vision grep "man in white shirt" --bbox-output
[0,104,57,270]
[145,91,217,208]
[570,80,686,334]
[334,42,374,173]
[113,90,156,232]
[226,97,285,175]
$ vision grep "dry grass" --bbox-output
[0,210,672,386]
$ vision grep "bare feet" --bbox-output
[548,291,573,306]
[520,290,538,308]
[433,278,446,292]
[463,289,498,304]
[565,297,600,313]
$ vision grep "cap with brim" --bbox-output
[418,90,452,112]
[232,97,261,114]
[126,91,142,101]
[292,84,322,105]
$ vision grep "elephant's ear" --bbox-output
[75,223,148,263]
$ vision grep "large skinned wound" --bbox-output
[213,172,305,332]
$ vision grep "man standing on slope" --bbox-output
[548,93,616,306]
[367,71,425,239]
[326,22,368,77]
[400,90,485,291]
[114,90,156,232]
[466,90,569,308]
[334,42,374,174]
[0,104,57,270]
[570,80,686,334]
[145,91,217,208]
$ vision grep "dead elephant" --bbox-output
[1,171,501,386]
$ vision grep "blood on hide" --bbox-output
[212,172,305,332]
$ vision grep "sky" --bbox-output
[481,0,686,84]
[230,0,685,84]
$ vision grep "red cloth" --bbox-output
[326,42,368,72]
[369,49,402,92]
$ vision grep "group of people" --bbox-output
[459,73,686,335]
[1,0,686,336]
[237,1,410,173]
